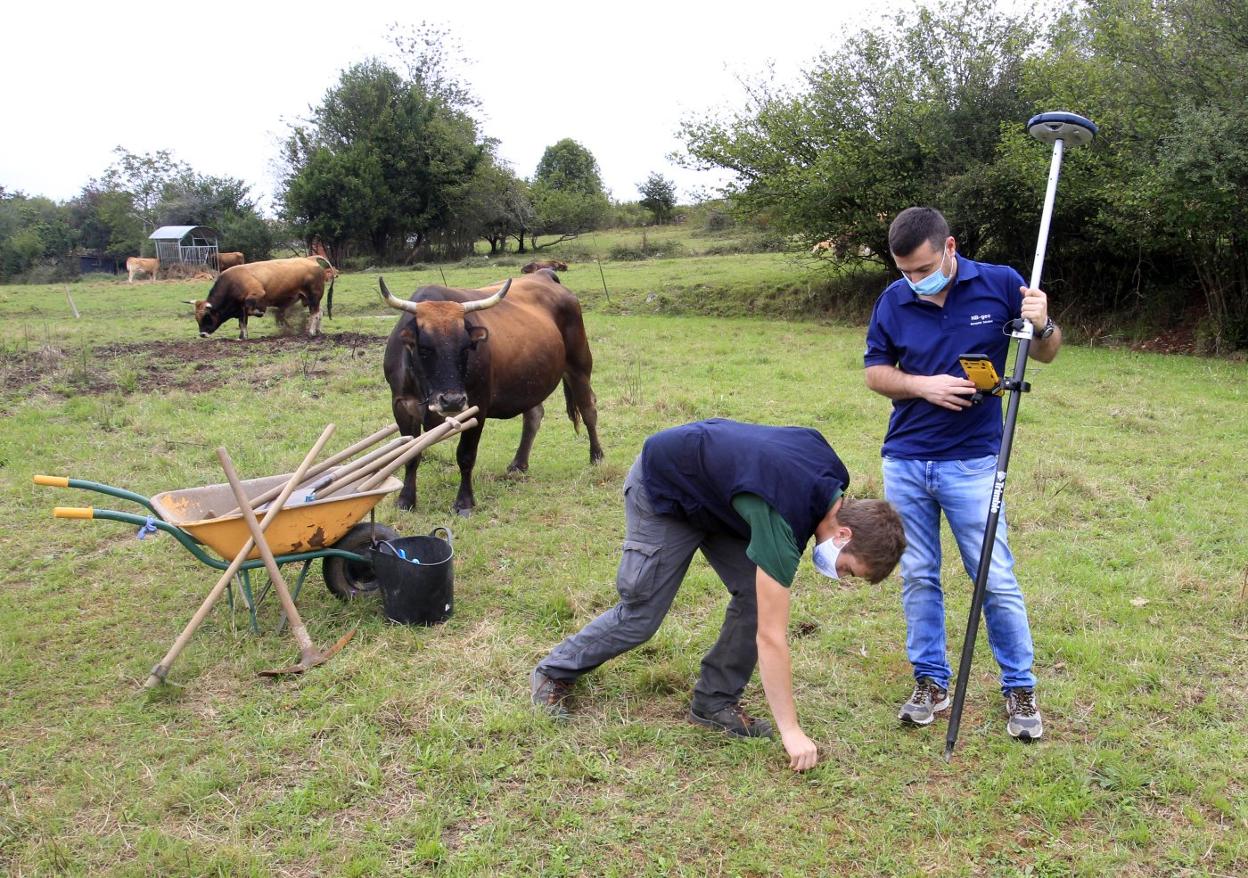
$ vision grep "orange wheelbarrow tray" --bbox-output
[36,472,404,629]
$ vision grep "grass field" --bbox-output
[1,258,1246,876]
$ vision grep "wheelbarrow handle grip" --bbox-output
[53,506,94,519]
[34,475,70,487]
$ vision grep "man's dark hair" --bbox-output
[888,207,950,258]
[837,499,907,584]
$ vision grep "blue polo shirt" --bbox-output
[864,256,1024,460]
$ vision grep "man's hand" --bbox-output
[914,374,977,410]
[780,727,819,771]
[1020,285,1049,333]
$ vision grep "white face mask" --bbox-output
[812,536,850,580]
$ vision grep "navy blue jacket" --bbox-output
[640,419,848,547]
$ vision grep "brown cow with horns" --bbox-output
[380,270,604,515]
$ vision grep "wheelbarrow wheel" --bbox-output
[323,522,401,600]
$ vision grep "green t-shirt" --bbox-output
[731,490,842,587]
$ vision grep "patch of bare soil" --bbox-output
[1129,323,1199,355]
[1,332,386,397]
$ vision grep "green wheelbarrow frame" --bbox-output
[36,475,397,634]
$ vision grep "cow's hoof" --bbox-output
[506,462,529,475]
[397,497,416,511]
[454,507,472,518]
[590,451,605,465]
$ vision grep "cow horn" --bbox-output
[379,277,419,314]
[181,300,196,306]
[462,278,512,313]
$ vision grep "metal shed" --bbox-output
[149,226,220,270]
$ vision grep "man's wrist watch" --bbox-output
[1039,317,1056,339]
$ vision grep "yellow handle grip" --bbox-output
[53,506,94,519]
[34,475,70,487]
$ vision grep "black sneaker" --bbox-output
[1005,687,1043,740]
[530,669,573,720]
[689,704,774,738]
[898,677,951,726]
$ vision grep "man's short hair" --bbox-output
[888,207,950,258]
[838,499,907,584]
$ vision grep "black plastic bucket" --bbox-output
[369,527,454,625]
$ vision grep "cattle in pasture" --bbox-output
[216,251,245,271]
[126,257,159,283]
[521,259,569,274]
[811,236,874,259]
[380,272,604,515]
[185,256,335,339]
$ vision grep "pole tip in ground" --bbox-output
[943,743,954,763]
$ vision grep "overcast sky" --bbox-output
[3,0,1035,215]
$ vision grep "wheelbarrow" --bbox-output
[35,471,403,632]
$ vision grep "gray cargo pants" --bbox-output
[536,455,758,714]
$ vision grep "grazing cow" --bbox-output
[186,256,334,339]
[811,236,874,259]
[216,251,245,271]
[521,259,569,274]
[380,271,604,515]
[126,257,159,283]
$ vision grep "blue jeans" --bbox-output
[882,455,1036,692]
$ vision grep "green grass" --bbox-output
[0,258,1246,876]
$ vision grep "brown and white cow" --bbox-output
[126,257,159,283]
[186,256,334,339]
[380,270,603,515]
[216,251,245,271]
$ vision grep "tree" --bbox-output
[0,190,77,281]
[100,147,189,242]
[530,138,609,247]
[70,187,143,262]
[280,56,487,262]
[679,0,1038,262]
[638,172,678,224]
[449,157,534,254]
[157,171,274,261]
[283,145,388,266]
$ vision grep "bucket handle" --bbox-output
[376,539,420,563]
[430,525,453,545]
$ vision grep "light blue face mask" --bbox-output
[905,249,951,296]
[812,536,850,580]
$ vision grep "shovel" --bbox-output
[218,448,354,676]
[144,423,336,688]
[227,423,400,515]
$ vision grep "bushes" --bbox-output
[608,239,685,261]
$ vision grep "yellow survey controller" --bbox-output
[958,353,1004,400]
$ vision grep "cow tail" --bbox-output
[327,272,334,319]
[562,378,582,435]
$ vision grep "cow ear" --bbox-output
[399,325,417,346]
[467,324,489,345]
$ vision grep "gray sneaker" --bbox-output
[530,669,573,720]
[1005,687,1043,740]
[898,677,951,726]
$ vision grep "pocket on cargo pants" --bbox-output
[616,540,662,604]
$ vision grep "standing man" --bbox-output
[864,207,1061,740]
[531,418,906,771]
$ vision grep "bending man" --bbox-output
[531,418,906,771]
